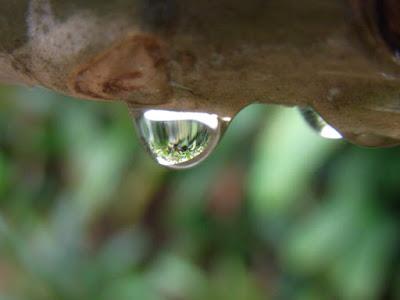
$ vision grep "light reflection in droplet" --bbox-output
[143,110,220,129]
[132,109,226,169]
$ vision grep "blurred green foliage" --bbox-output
[0,86,399,300]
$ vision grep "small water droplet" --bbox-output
[132,109,227,169]
[299,107,343,140]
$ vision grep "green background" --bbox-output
[0,85,399,300]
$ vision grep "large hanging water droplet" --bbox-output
[132,109,227,169]
[299,107,343,140]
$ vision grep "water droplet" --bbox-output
[132,109,226,169]
[299,107,343,140]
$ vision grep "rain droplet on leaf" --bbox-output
[299,107,343,140]
[132,109,227,169]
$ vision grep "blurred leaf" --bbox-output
[58,104,136,224]
[248,107,341,218]
[147,253,207,299]
[0,153,8,198]
[205,257,266,300]
[329,219,398,300]
[97,228,149,276]
[100,276,161,300]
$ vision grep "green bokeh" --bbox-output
[0,86,399,300]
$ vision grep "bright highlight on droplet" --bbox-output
[133,109,226,169]
[299,107,343,140]
[222,116,232,122]
[143,110,219,129]
[319,125,343,139]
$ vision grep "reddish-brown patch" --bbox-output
[69,34,171,103]
[102,71,143,94]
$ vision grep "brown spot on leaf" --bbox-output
[102,71,143,94]
[69,34,171,104]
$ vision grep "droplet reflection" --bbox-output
[133,109,226,169]
[299,107,343,140]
